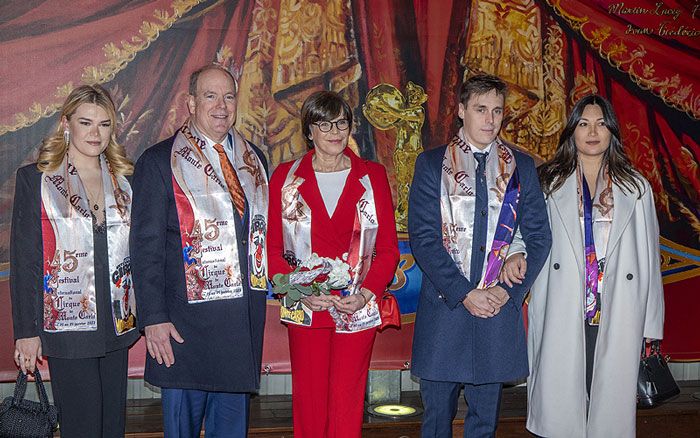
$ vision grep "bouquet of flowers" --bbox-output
[272,253,352,305]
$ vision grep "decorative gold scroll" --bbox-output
[0,0,204,137]
[236,0,363,168]
[546,0,700,120]
[461,0,565,160]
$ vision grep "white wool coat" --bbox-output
[513,173,664,438]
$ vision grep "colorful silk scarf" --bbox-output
[41,155,135,334]
[440,134,520,288]
[577,164,613,325]
[279,154,381,333]
[171,123,269,303]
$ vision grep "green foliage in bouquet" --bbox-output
[272,270,331,304]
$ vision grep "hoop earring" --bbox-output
[63,130,70,146]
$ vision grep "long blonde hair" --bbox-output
[37,85,133,176]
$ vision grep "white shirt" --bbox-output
[315,169,351,217]
[457,128,494,165]
[472,143,492,168]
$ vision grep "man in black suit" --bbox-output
[408,74,551,437]
[131,64,269,437]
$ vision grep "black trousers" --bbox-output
[585,323,599,397]
[47,348,129,438]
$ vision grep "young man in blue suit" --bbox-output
[130,64,269,437]
[408,74,552,437]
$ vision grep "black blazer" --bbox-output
[130,136,269,393]
[10,164,139,359]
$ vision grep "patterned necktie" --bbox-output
[213,143,246,218]
[470,151,489,284]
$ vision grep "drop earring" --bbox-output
[63,130,70,146]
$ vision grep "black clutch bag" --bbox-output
[637,340,680,408]
[0,369,58,437]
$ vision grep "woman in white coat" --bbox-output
[501,95,664,437]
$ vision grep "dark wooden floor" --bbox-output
[119,381,700,437]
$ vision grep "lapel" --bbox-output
[551,172,584,276]
[294,148,368,226]
[605,182,636,256]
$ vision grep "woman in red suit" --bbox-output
[268,91,399,437]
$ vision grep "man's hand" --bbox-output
[499,253,527,287]
[463,288,503,318]
[463,286,511,318]
[485,285,510,308]
[145,322,184,368]
[14,337,42,374]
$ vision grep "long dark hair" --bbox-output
[538,94,643,197]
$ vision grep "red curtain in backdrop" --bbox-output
[0,0,257,381]
[1,0,699,380]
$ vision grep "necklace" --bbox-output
[83,182,103,212]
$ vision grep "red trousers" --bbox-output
[288,324,376,438]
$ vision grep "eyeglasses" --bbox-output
[313,119,350,132]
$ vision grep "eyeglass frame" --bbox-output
[312,119,351,132]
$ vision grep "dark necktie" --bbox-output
[213,143,246,218]
[470,151,488,284]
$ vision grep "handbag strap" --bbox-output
[11,370,28,406]
[641,339,662,358]
[11,369,51,412]
[33,368,51,412]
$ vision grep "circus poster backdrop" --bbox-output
[0,0,698,380]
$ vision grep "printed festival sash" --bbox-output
[577,164,613,325]
[279,157,381,333]
[440,134,520,288]
[171,123,268,303]
[41,155,135,334]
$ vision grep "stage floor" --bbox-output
[103,381,700,437]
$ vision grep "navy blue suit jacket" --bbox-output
[409,144,552,384]
[130,136,268,393]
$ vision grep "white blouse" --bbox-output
[315,169,351,216]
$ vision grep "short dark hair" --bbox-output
[459,74,507,107]
[300,91,352,148]
[188,64,238,96]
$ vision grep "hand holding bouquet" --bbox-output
[273,253,352,304]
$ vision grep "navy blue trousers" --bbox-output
[420,379,503,438]
[161,388,250,438]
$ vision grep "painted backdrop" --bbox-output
[0,0,698,380]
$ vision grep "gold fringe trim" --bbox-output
[0,0,204,137]
[546,0,699,120]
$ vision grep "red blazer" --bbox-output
[267,148,399,328]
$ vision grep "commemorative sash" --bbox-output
[440,134,520,288]
[41,155,135,334]
[279,154,381,333]
[171,123,268,303]
[577,164,613,325]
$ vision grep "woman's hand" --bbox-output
[301,294,338,312]
[14,337,42,374]
[499,253,527,287]
[334,288,373,315]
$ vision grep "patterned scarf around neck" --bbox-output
[577,163,614,324]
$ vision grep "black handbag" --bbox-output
[637,340,680,408]
[0,369,58,437]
